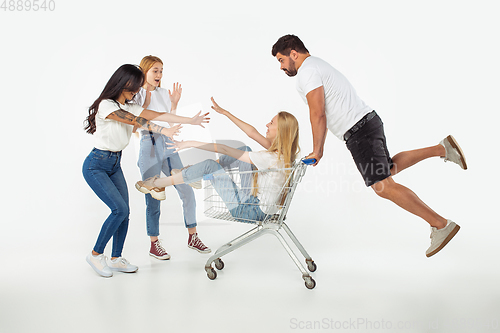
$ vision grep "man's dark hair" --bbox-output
[271,34,309,57]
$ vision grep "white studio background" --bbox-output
[1,1,499,332]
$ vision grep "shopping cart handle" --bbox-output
[301,158,317,165]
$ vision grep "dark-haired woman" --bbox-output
[82,64,209,278]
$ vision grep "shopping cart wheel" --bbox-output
[307,260,317,272]
[304,277,316,290]
[207,268,217,280]
[214,258,224,270]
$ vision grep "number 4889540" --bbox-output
[1,0,56,11]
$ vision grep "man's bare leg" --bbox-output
[391,144,445,176]
[372,176,447,229]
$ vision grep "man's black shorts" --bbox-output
[345,112,393,187]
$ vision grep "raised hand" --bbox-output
[168,82,182,108]
[190,111,210,128]
[165,139,192,153]
[210,97,229,116]
[164,124,182,139]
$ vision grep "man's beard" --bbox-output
[283,59,297,77]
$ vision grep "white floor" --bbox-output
[2,169,499,333]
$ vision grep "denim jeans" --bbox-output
[218,146,255,198]
[82,148,129,257]
[138,133,197,236]
[182,147,267,223]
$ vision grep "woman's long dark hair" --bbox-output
[84,64,145,134]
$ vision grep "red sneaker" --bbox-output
[188,233,211,253]
[149,240,171,260]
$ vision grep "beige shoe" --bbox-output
[426,220,460,257]
[440,135,467,170]
[171,167,202,189]
[135,176,166,200]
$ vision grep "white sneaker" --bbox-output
[171,168,202,189]
[86,253,113,278]
[440,135,467,170]
[108,257,139,273]
[426,220,460,257]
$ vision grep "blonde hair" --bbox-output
[139,55,163,87]
[251,111,300,200]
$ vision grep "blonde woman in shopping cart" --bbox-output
[135,97,300,222]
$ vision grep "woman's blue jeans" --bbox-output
[138,133,197,236]
[82,148,129,257]
[182,146,267,223]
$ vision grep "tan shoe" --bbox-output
[426,220,460,257]
[135,176,166,200]
[440,135,467,170]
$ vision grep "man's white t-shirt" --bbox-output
[134,86,172,129]
[248,151,287,215]
[94,99,144,152]
[296,56,372,140]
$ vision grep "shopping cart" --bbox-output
[202,158,317,289]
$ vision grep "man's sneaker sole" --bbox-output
[426,224,460,257]
[135,182,166,200]
[149,252,171,260]
[446,135,467,170]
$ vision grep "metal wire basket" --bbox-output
[203,158,318,289]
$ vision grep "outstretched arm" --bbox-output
[211,97,271,149]
[168,140,253,165]
[106,109,181,139]
[305,86,327,166]
[140,109,210,128]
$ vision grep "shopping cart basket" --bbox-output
[202,158,317,289]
